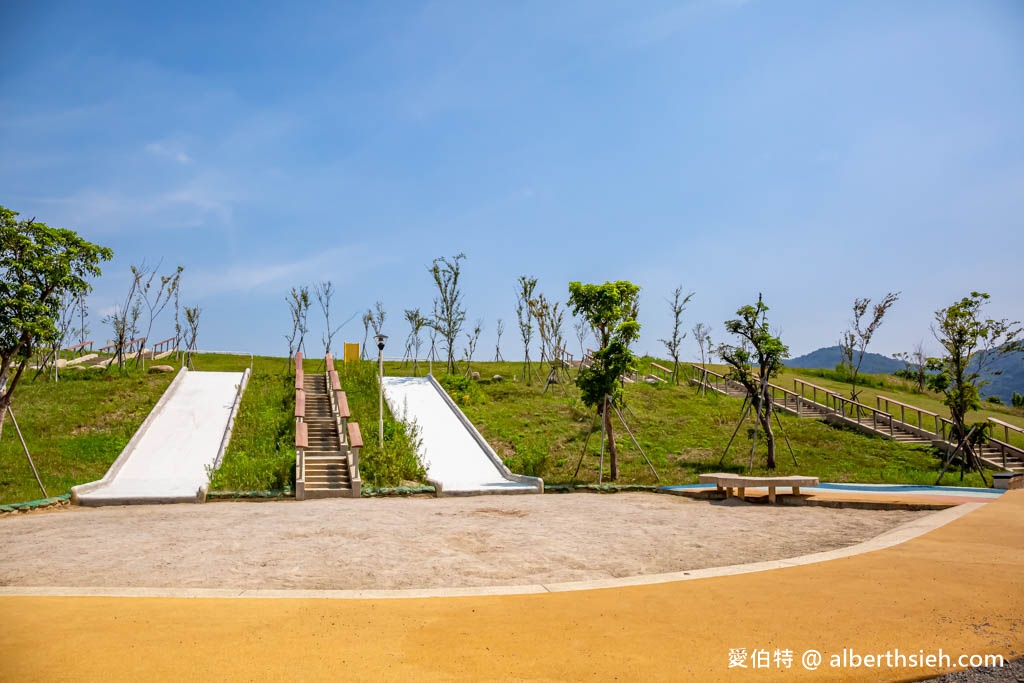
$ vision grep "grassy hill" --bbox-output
[0,366,174,505]
[8,352,1020,505]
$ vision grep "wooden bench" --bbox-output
[698,473,819,504]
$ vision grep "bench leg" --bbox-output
[737,486,745,501]
[793,486,800,496]
[769,486,776,504]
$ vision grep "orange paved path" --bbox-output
[2,491,1022,681]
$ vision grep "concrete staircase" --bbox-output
[295,353,362,500]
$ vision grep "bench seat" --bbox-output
[698,473,819,503]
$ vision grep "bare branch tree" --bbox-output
[692,322,712,395]
[428,253,467,374]
[404,308,427,375]
[285,286,310,374]
[516,275,537,384]
[464,319,483,377]
[494,318,504,362]
[658,286,695,384]
[316,281,343,356]
[184,306,201,370]
[839,291,900,403]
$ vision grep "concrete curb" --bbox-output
[0,501,983,600]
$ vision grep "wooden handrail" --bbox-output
[295,421,308,449]
[876,395,938,418]
[294,389,305,419]
[792,378,835,395]
[335,390,350,419]
[329,369,341,392]
[347,421,363,449]
[989,417,1024,434]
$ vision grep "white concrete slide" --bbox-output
[71,368,250,506]
[382,375,543,495]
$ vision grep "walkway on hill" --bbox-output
[688,364,1024,473]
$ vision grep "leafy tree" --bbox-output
[1,206,112,436]
[716,295,789,469]
[658,286,694,384]
[1012,392,1024,408]
[515,275,538,384]
[838,292,899,404]
[928,292,1022,480]
[428,253,467,374]
[568,280,641,481]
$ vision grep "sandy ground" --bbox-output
[0,493,929,590]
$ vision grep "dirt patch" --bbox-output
[0,493,930,590]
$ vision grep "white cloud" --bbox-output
[187,246,396,299]
[145,141,192,164]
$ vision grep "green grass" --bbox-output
[2,350,1007,504]
[0,365,174,504]
[383,358,988,487]
[205,353,425,490]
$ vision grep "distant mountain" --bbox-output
[784,345,1024,404]
[975,349,1024,404]
[784,346,904,375]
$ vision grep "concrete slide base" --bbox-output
[382,375,542,495]
[72,369,248,506]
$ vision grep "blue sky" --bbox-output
[2,1,1022,361]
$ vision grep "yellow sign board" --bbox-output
[343,342,360,363]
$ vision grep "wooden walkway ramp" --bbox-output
[687,364,1024,473]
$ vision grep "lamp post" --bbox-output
[374,334,387,446]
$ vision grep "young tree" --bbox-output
[403,308,427,376]
[137,264,183,368]
[515,275,538,383]
[285,286,310,374]
[0,207,112,435]
[573,317,589,358]
[428,253,467,374]
[928,292,1022,480]
[893,340,928,393]
[717,294,789,469]
[360,310,372,360]
[464,319,483,377]
[838,292,900,404]
[315,281,341,356]
[183,306,201,369]
[103,265,145,370]
[33,290,77,382]
[568,280,642,481]
[494,318,504,362]
[658,286,695,384]
[369,301,386,338]
[76,291,90,347]
[692,322,712,394]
